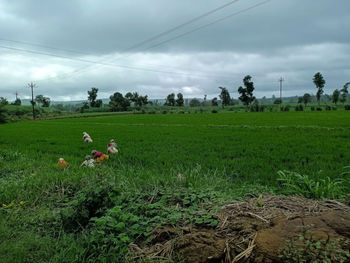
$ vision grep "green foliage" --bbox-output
[279,228,350,263]
[109,92,130,111]
[12,98,21,106]
[340,82,349,104]
[238,75,255,106]
[211,97,218,106]
[302,93,312,107]
[85,188,220,261]
[0,97,9,106]
[277,171,348,199]
[165,93,175,106]
[332,89,340,105]
[219,87,231,108]
[176,93,184,107]
[88,87,99,107]
[0,105,8,123]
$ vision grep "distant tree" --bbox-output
[165,93,175,106]
[340,82,349,104]
[82,102,89,109]
[313,72,325,105]
[211,97,218,106]
[35,95,44,106]
[135,95,148,107]
[332,89,340,105]
[238,75,255,106]
[88,87,99,107]
[0,97,9,106]
[12,98,21,106]
[109,92,130,111]
[0,104,8,123]
[42,97,51,107]
[219,87,230,108]
[125,92,134,102]
[189,98,201,107]
[95,99,103,108]
[302,93,312,107]
[35,95,50,107]
[297,96,303,104]
[176,93,184,106]
[273,98,282,105]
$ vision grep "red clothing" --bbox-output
[93,152,104,159]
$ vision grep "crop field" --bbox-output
[1,110,350,262]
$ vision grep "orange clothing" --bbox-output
[96,154,109,163]
[57,160,68,168]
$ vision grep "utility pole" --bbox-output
[28,82,37,120]
[279,77,284,110]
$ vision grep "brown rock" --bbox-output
[176,230,225,263]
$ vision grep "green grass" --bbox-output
[0,110,350,262]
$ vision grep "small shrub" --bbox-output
[325,105,331,111]
[178,110,185,114]
[345,105,350,110]
[212,109,218,113]
[311,106,315,111]
[316,107,322,111]
[162,110,168,114]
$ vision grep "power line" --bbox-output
[54,0,271,80]
[0,0,272,83]
[0,44,233,80]
[0,37,90,56]
[45,0,243,81]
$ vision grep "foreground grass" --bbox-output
[0,111,350,262]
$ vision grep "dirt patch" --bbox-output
[129,195,350,263]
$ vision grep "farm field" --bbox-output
[1,110,350,262]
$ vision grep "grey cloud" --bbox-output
[0,0,349,101]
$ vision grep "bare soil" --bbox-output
[129,195,350,263]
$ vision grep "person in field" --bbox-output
[107,139,118,154]
[57,158,69,168]
[91,150,109,163]
[83,132,93,143]
[80,155,95,167]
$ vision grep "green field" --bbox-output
[1,111,350,262]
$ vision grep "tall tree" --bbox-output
[332,89,340,105]
[211,97,218,106]
[219,87,230,108]
[176,93,184,106]
[238,75,255,106]
[109,92,130,111]
[313,72,325,105]
[88,87,99,107]
[302,93,312,107]
[340,82,349,104]
[165,93,175,106]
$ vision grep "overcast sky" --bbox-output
[0,0,349,101]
